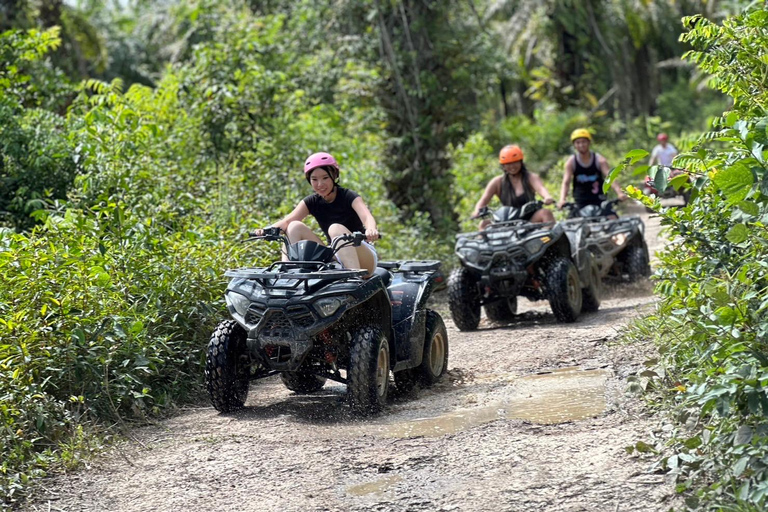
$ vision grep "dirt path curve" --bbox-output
[24,202,679,512]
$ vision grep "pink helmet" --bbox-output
[657,133,669,142]
[304,152,339,179]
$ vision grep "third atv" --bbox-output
[561,199,651,282]
[448,201,601,331]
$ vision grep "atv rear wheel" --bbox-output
[418,311,449,385]
[484,296,517,323]
[448,267,481,331]
[545,258,582,323]
[281,371,326,394]
[581,259,602,313]
[624,245,650,282]
[348,325,390,415]
[206,320,250,412]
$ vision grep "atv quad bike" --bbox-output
[206,228,448,415]
[448,201,600,331]
[562,199,651,283]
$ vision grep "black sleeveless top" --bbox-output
[303,186,365,242]
[500,172,535,208]
[572,152,605,206]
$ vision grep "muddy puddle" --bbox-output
[372,367,610,439]
[346,475,403,496]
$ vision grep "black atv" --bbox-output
[448,201,601,331]
[561,199,651,282]
[206,228,448,415]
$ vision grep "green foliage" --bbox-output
[0,28,77,232]
[617,5,768,509]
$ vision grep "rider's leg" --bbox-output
[285,221,323,261]
[328,223,361,270]
[531,209,555,223]
[354,243,377,276]
[478,219,491,230]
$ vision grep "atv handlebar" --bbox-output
[471,200,545,220]
[244,229,381,257]
[561,198,619,211]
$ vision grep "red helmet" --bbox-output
[303,152,339,181]
[657,133,669,142]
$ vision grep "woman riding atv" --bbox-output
[472,145,556,230]
[250,152,380,276]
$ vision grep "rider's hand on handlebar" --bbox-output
[249,228,264,237]
[543,197,555,206]
[557,200,567,210]
[365,227,380,243]
[618,192,628,202]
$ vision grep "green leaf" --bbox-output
[625,149,649,163]
[654,167,670,194]
[735,425,753,445]
[725,223,749,244]
[712,161,754,203]
[737,200,760,216]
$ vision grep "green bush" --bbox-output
[613,6,768,510]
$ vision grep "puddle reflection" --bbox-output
[375,368,610,438]
[346,475,402,496]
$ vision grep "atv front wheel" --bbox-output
[281,371,326,394]
[348,325,390,415]
[448,267,481,331]
[484,296,517,323]
[624,245,650,283]
[545,258,582,323]
[206,320,251,412]
[581,259,602,313]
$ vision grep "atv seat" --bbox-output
[373,266,392,287]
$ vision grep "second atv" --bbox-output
[448,201,601,331]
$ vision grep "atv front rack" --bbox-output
[378,260,441,272]
[225,266,367,281]
[457,220,556,241]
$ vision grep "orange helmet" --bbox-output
[499,145,524,164]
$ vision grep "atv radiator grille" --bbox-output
[286,304,315,328]
[261,311,293,338]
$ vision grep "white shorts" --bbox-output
[335,240,378,269]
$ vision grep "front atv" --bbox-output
[448,202,598,331]
[205,229,448,415]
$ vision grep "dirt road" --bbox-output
[24,203,679,512]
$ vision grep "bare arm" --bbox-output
[598,154,627,200]
[529,173,554,204]
[473,177,501,216]
[252,201,309,235]
[351,196,380,241]
[558,157,575,208]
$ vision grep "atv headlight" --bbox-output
[524,238,544,255]
[314,296,345,318]
[458,248,480,264]
[225,292,251,317]
[611,233,628,246]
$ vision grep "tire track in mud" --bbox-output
[23,203,680,512]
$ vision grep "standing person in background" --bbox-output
[472,144,555,230]
[648,133,678,167]
[557,128,627,218]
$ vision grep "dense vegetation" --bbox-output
[0,0,760,509]
[613,7,768,510]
